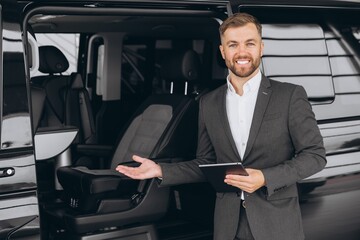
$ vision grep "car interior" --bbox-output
[19,2,360,239]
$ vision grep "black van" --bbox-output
[1,0,360,239]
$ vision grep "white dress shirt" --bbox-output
[226,71,262,198]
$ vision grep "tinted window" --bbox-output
[261,24,334,103]
[241,7,360,121]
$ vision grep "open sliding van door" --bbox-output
[0,0,40,239]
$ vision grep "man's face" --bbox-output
[219,23,264,80]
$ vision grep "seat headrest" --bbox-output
[38,45,69,74]
[161,50,200,83]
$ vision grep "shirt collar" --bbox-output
[227,70,262,96]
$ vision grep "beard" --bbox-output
[225,55,261,78]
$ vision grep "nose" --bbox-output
[236,43,247,54]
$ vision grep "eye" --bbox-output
[247,42,255,47]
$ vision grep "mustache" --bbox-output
[233,56,252,61]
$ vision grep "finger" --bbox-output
[224,179,248,191]
[116,165,135,176]
[117,168,142,179]
[115,165,131,172]
[225,174,250,182]
[225,178,249,187]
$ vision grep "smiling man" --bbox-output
[116,13,326,240]
[219,17,263,86]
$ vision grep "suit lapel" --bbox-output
[217,85,242,162]
[243,76,272,160]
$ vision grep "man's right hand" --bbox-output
[116,155,163,179]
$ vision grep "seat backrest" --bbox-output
[31,45,96,145]
[110,94,198,168]
[31,45,71,127]
[64,73,96,144]
[110,49,202,169]
[30,86,46,131]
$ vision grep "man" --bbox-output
[116,13,326,240]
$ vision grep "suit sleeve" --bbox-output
[262,85,327,196]
[159,96,217,186]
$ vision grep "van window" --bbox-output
[261,23,360,121]
[327,28,360,95]
[238,7,360,121]
[261,24,334,104]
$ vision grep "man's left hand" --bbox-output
[224,168,266,193]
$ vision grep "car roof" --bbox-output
[20,0,228,34]
[18,0,360,6]
[19,0,360,34]
[230,0,360,8]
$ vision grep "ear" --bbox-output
[260,41,264,57]
[219,45,225,59]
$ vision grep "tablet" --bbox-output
[199,162,248,192]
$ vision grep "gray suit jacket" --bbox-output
[160,75,326,240]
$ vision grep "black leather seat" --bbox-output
[52,49,201,237]
[64,72,96,144]
[31,45,96,145]
[30,86,46,132]
[31,45,71,127]
[31,46,98,193]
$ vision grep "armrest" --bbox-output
[57,166,138,195]
[57,166,140,213]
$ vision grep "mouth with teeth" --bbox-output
[236,59,250,65]
[227,56,258,78]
